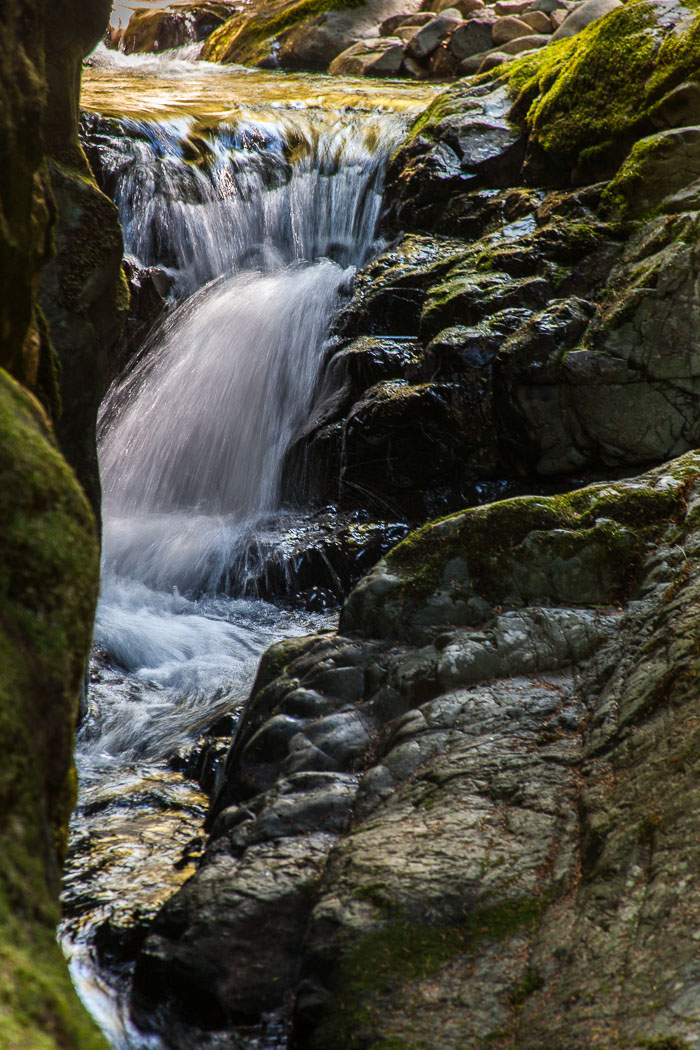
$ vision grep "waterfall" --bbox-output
[64,51,431,1050]
[95,106,401,602]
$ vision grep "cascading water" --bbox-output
[63,44,437,1050]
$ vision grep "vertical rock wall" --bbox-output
[0,1,125,1047]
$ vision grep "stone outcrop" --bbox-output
[130,454,700,1049]
[198,0,623,75]
[289,0,700,521]
[0,0,125,1046]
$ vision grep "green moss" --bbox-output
[202,0,364,65]
[387,478,690,607]
[0,370,103,1050]
[509,966,544,1005]
[314,896,546,1050]
[637,1040,693,1050]
[254,635,316,692]
[499,1,700,176]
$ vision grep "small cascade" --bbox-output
[94,100,400,598]
[64,50,433,1050]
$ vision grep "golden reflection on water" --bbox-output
[82,59,441,123]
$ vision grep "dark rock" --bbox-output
[119,2,237,54]
[447,16,495,57]
[407,11,463,57]
[328,37,406,76]
[121,257,173,369]
[649,81,700,130]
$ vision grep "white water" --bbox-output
[65,50,423,1050]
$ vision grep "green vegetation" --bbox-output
[502,2,700,176]
[386,476,690,607]
[254,634,316,692]
[407,2,700,180]
[0,370,103,1050]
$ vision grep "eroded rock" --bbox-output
[130,455,700,1050]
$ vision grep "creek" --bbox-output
[61,42,437,1049]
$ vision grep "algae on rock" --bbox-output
[0,0,124,1046]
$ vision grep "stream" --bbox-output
[61,42,437,1049]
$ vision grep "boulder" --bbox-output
[408,11,463,57]
[495,0,532,12]
[478,48,512,70]
[204,0,426,65]
[550,0,622,39]
[605,126,700,217]
[435,0,484,11]
[649,81,700,130]
[277,17,358,70]
[380,11,437,34]
[459,46,492,72]
[328,37,406,75]
[120,2,237,54]
[492,14,535,43]
[130,454,700,1050]
[519,9,553,31]
[396,23,424,39]
[496,31,551,52]
[447,16,495,57]
[402,53,433,77]
[430,40,462,75]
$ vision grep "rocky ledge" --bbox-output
[0,0,125,1046]
[130,453,700,1049]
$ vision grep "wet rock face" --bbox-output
[0,0,123,1045]
[290,1,700,521]
[121,6,700,1047]
[39,0,128,520]
[130,454,700,1049]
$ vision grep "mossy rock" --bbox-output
[397,0,700,189]
[341,457,699,640]
[309,896,546,1050]
[504,0,700,180]
[603,125,700,216]
[0,369,103,1050]
[201,0,365,66]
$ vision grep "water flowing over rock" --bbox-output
[61,55,434,1050]
[71,3,700,1050]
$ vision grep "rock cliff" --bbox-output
[125,3,700,1049]
[0,1,124,1046]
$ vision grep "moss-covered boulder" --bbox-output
[201,0,423,69]
[0,0,124,1045]
[0,372,103,1050]
[118,2,237,54]
[387,0,700,218]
